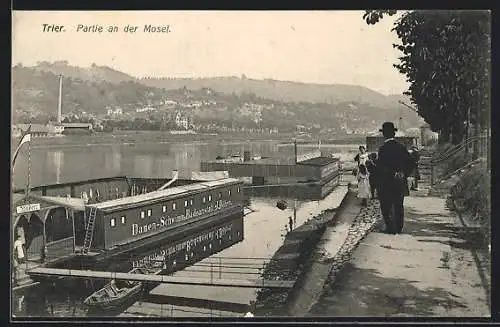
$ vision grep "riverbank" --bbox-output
[13,130,366,149]
[308,187,490,318]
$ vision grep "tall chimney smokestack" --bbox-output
[57,74,63,124]
[294,139,298,164]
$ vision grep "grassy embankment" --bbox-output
[434,143,490,245]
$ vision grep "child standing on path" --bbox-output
[357,164,371,206]
[366,153,378,199]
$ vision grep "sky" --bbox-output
[12,11,409,95]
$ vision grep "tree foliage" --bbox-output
[364,10,491,144]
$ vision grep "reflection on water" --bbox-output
[104,146,121,175]
[11,138,355,318]
[154,156,174,179]
[13,214,245,318]
[12,140,357,189]
[46,150,64,184]
[12,186,348,318]
[134,155,153,177]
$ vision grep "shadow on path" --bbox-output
[309,263,467,317]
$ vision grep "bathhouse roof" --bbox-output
[90,178,241,212]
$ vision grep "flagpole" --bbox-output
[26,123,32,198]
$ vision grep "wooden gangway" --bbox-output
[26,267,294,289]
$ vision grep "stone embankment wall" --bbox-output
[254,191,353,316]
[255,187,382,316]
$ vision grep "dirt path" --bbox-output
[308,194,490,317]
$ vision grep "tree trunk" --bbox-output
[439,127,450,144]
[451,131,462,145]
[472,123,480,159]
[487,127,490,170]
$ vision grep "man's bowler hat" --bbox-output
[379,121,398,133]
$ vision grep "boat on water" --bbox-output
[12,171,245,264]
[83,263,163,310]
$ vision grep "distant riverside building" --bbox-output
[420,123,439,146]
[366,130,419,152]
[62,122,93,135]
[48,124,65,135]
[14,124,49,137]
[14,123,63,138]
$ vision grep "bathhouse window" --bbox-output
[190,199,194,206]
[237,187,240,193]
[162,205,167,213]
[110,218,116,227]
[202,196,206,203]
[184,200,188,207]
[218,192,222,199]
[147,209,152,217]
[172,202,177,210]
[140,211,145,219]
[228,189,231,196]
[121,216,126,224]
[208,195,212,202]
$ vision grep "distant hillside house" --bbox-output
[135,106,155,113]
[296,125,307,132]
[106,107,123,116]
[164,100,177,107]
[175,111,189,130]
[181,101,202,109]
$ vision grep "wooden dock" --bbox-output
[27,267,294,289]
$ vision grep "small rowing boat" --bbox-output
[83,262,163,310]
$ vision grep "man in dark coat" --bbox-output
[376,122,414,234]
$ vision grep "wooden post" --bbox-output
[293,204,297,227]
[219,257,222,279]
[487,128,491,170]
[430,162,434,186]
[294,139,297,165]
[43,209,48,262]
[71,209,76,253]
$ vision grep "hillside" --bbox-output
[27,62,407,109]
[30,61,135,84]
[12,62,421,132]
[12,65,165,118]
[140,76,400,109]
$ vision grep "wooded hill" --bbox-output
[12,62,421,131]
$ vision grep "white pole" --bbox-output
[58,75,63,124]
[26,124,32,197]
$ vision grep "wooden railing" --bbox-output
[430,133,489,186]
[431,133,488,165]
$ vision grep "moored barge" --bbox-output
[12,174,245,265]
